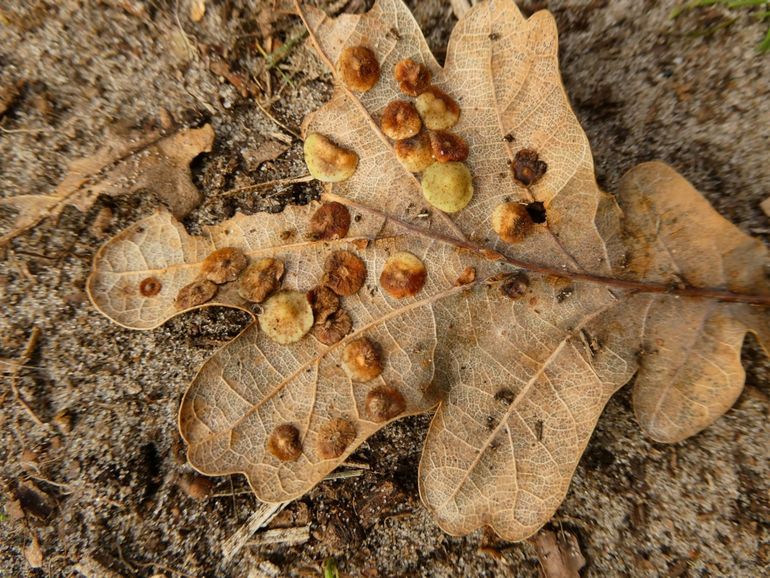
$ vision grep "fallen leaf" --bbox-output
[190,0,206,23]
[24,534,43,569]
[761,196,770,218]
[87,0,770,542]
[242,140,290,171]
[531,528,585,578]
[0,124,214,247]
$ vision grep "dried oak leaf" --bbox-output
[0,124,214,246]
[88,0,770,542]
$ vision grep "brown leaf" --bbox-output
[24,534,44,569]
[531,528,585,578]
[0,124,214,247]
[87,0,770,543]
[618,163,770,443]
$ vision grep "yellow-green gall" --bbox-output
[394,133,433,173]
[421,162,473,213]
[259,290,314,345]
[304,133,358,182]
[415,87,460,130]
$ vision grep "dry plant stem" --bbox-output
[8,327,49,429]
[322,192,770,306]
[220,501,289,566]
[218,174,314,197]
[247,525,311,546]
[294,0,466,242]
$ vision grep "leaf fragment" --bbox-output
[0,124,214,246]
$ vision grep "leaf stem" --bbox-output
[323,192,770,306]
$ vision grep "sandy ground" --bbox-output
[1,0,769,576]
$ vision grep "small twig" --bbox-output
[8,327,49,430]
[217,174,313,197]
[0,126,55,134]
[247,525,311,546]
[324,468,365,481]
[253,97,301,140]
[221,501,290,566]
[340,460,370,470]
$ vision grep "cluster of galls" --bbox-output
[261,200,428,463]
[302,46,474,214]
[303,44,552,247]
[135,201,430,464]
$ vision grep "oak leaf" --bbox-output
[87,0,769,541]
[0,124,214,247]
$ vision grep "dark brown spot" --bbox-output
[525,201,547,224]
[317,418,357,459]
[139,277,162,297]
[393,58,431,96]
[308,202,351,241]
[313,308,353,346]
[201,247,248,284]
[500,272,530,300]
[365,385,406,422]
[266,424,303,461]
[428,130,469,163]
[307,285,341,323]
[513,149,547,186]
[556,285,574,303]
[489,32,500,41]
[175,279,218,309]
[494,388,515,405]
[322,250,367,296]
[338,46,380,92]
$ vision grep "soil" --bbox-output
[1,1,769,577]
